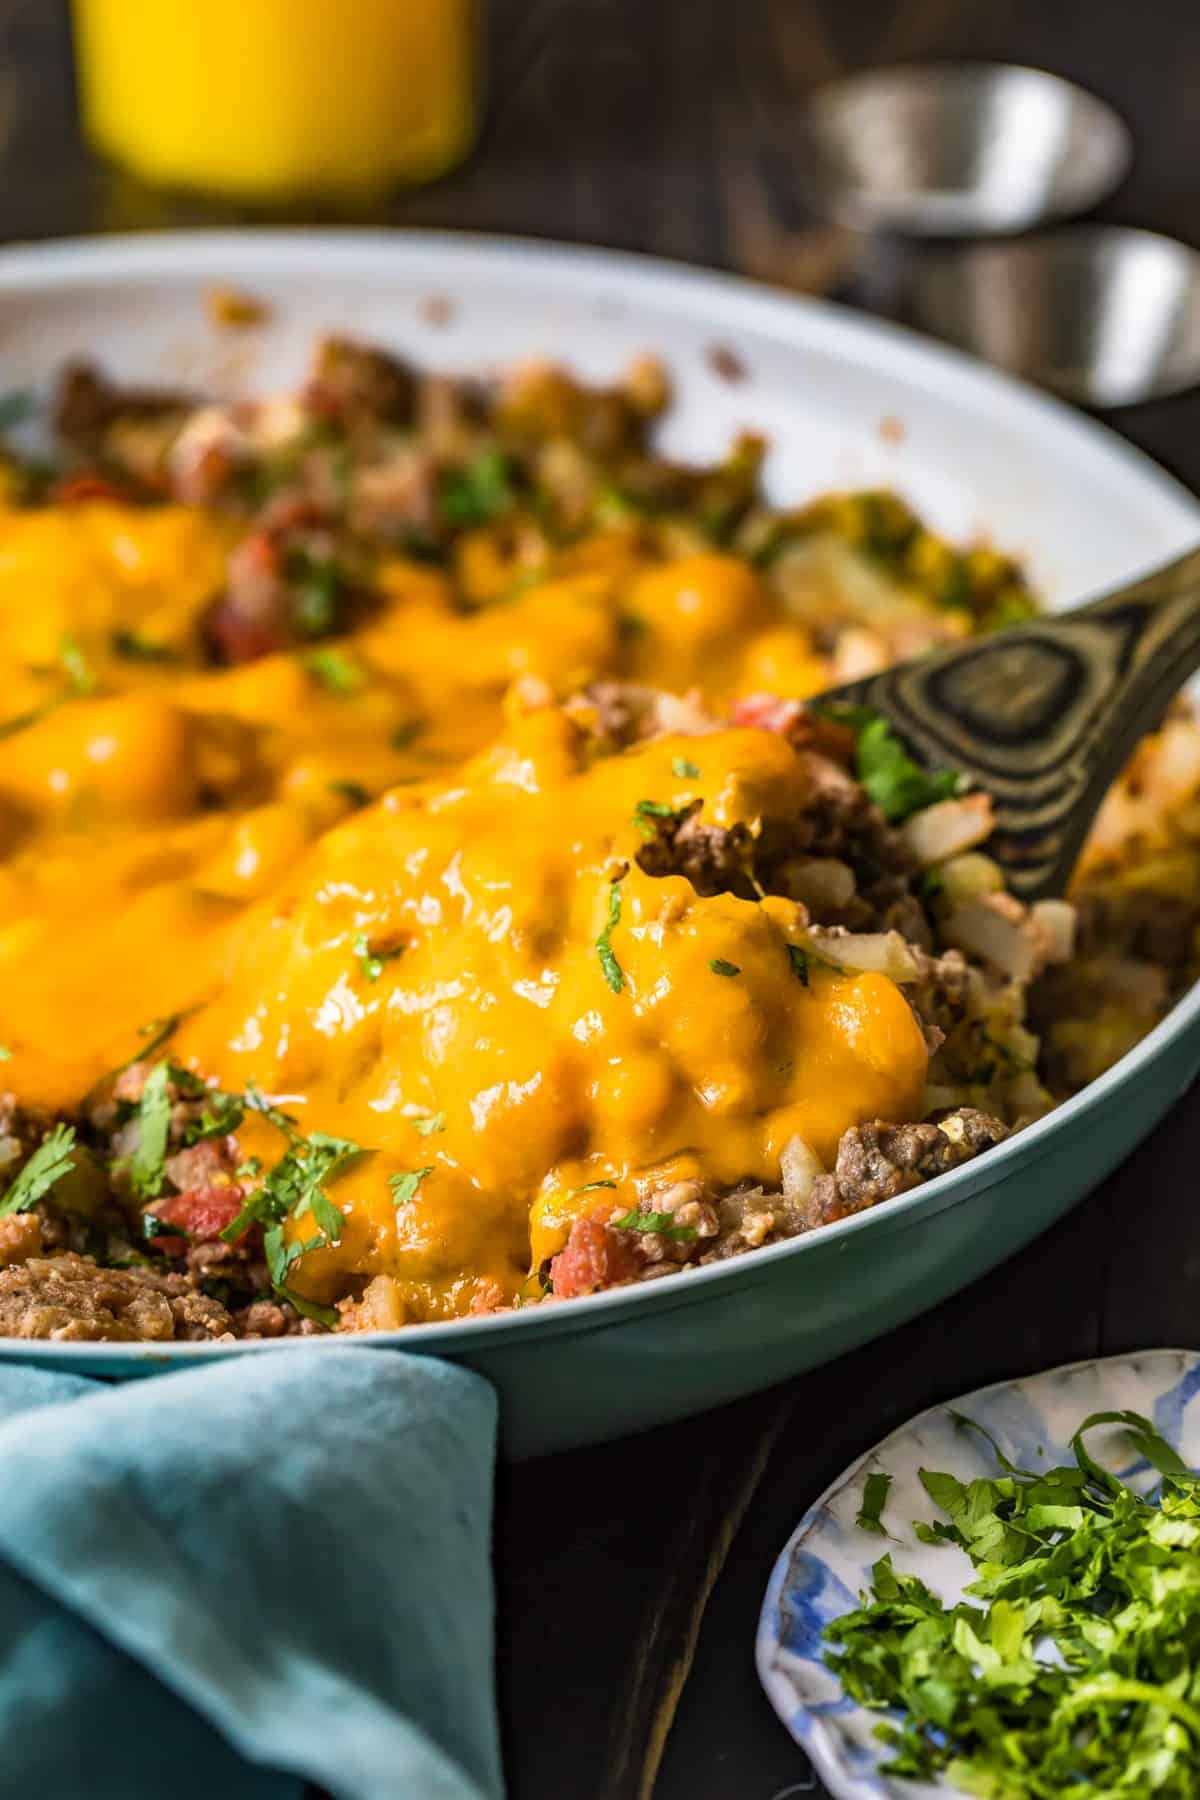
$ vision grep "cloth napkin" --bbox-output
[0,1348,501,1800]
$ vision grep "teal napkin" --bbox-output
[0,1349,501,1800]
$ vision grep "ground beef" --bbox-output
[634,746,920,930]
[0,1242,320,1342]
[0,1251,233,1342]
[304,336,419,428]
[55,360,194,456]
[806,1108,1008,1228]
[637,801,758,897]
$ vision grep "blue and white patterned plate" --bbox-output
[756,1349,1200,1799]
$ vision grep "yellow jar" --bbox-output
[72,0,480,202]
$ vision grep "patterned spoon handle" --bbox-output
[822,543,1200,901]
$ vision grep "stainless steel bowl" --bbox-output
[803,63,1131,236]
[913,226,1200,407]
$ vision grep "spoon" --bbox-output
[821,543,1200,900]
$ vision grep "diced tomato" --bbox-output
[146,1184,246,1256]
[731,694,856,765]
[731,693,805,735]
[549,1218,640,1298]
[50,472,132,506]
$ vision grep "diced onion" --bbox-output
[780,1135,823,1205]
[940,896,1037,981]
[935,853,1004,907]
[807,928,921,982]
[783,858,856,914]
[1029,898,1076,965]
[901,794,994,867]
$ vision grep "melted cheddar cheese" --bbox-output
[0,500,929,1318]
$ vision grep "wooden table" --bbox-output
[7,3,1200,1794]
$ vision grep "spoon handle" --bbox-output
[824,544,1200,900]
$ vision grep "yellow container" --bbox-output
[72,0,480,202]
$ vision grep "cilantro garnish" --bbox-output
[672,757,700,779]
[596,877,625,994]
[390,1166,434,1208]
[441,449,515,528]
[129,1061,172,1201]
[825,1409,1200,1795]
[709,958,740,977]
[286,548,344,638]
[612,1209,698,1242]
[220,1124,362,1314]
[576,1180,618,1193]
[243,1082,301,1139]
[142,1212,188,1244]
[855,1470,892,1536]
[635,799,674,818]
[354,932,405,982]
[59,634,96,696]
[329,780,369,807]
[786,942,844,986]
[0,1045,10,1062]
[817,704,964,823]
[299,647,366,694]
[413,1113,445,1137]
[0,1124,77,1216]
[130,1014,183,1064]
[179,1085,245,1146]
[390,720,425,751]
[110,629,177,662]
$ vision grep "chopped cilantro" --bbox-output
[390,720,425,751]
[413,1113,445,1137]
[635,799,675,818]
[709,958,741,977]
[787,942,844,986]
[0,1124,77,1216]
[575,1179,618,1193]
[330,779,370,807]
[817,703,964,822]
[221,1126,361,1266]
[855,1470,892,1535]
[612,1208,698,1243]
[131,1014,183,1064]
[441,449,515,527]
[110,629,177,662]
[825,1409,1200,1796]
[354,932,405,982]
[129,1061,172,1201]
[286,548,343,638]
[596,877,625,994]
[0,1045,9,1062]
[299,647,365,694]
[390,1165,434,1208]
[142,1212,188,1244]
[179,1085,245,1146]
[244,1083,301,1140]
[672,757,701,779]
[59,634,96,696]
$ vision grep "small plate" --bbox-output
[757,1349,1200,1798]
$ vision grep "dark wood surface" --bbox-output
[6,4,1200,1795]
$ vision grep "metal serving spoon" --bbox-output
[822,544,1200,900]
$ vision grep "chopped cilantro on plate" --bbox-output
[825,1409,1200,1795]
